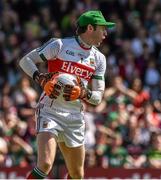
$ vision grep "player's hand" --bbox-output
[33,71,62,99]
[44,73,63,99]
[33,71,57,88]
[63,77,91,101]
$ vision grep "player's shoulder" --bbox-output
[42,36,75,49]
[45,37,60,44]
[41,36,74,45]
[61,36,75,43]
[51,37,63,45]
[37,38,63,52]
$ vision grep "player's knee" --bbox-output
[69,169,84,179]
[38,161,53,174]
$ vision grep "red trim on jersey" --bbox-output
[47,58,95,81]
[79,43,91,50]
[75,36,91,50]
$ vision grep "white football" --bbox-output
[55,73,76,86]
[52,73,77,98]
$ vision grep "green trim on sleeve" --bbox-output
[92,75,104,80]
[39,53,47,61]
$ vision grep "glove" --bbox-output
[33,71,61,99]
[63,76,92,101]
[44,74,63,99]
[33,71,56,88]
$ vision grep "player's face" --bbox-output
[91,25,107,47]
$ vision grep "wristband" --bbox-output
[33,70,41,83]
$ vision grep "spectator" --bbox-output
[147,132,161,168]
[108,133,128,168]
[144,60,160,101]
[124,146,147,168]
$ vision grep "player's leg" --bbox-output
[58,142,85,179]
[27,132,57,179]
[37,132,57,173]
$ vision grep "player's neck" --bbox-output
[77,35,92,49]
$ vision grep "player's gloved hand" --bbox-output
[33,71,61,99]
[63,76,92,101]
[33,71,56,88]
[44,74,63,99]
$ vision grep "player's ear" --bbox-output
[87,24,94,32]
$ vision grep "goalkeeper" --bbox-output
[19,10,115,179]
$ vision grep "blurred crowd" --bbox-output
[0,0,161,170]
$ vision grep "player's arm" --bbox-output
[63,54,106,105]
[19,48,55,88]
[63,76,105,105]
[84,77,105,105]
[82,53,106,105]
[19,38,61,79]
[19,39,62,98]
[19,49,43,79]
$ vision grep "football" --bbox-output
[51,73,77,97]
[53,73,76,86]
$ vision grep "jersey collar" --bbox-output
[75,36,92,50]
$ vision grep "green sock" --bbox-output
[27,167,47,179]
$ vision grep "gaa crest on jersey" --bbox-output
[90,58,95,67]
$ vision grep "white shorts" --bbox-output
[36,104,85,147]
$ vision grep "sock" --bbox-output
[67,174,72,179]
[27,167,47,179]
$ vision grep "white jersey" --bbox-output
[36,37,106,113]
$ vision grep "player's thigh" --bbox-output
[37,132,57,166]
[58,142,85,171]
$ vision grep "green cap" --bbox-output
[78,10,115,28]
